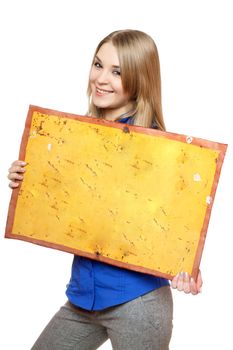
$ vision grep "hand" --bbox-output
[171,270,203,295]
[8,160,27,188]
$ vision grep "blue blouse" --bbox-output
[66,116,169,310]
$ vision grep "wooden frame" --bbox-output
[5,105,227,280]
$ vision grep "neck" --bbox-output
[103,104,135,121]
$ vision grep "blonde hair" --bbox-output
[87,29,166,131]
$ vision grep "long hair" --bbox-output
[87,29,166,131]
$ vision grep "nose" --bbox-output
[97,69,109,84]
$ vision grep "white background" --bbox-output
[0,1,232,349]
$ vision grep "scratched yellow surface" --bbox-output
[12,111,219,276]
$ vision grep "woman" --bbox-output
[8,29,202,350]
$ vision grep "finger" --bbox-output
[177,272,185,291]
[171,274,179,289]
[183,272,191,294]
[190,277,198,295]
[11,160,27,167]
[8,173,24,181]
[9,165,26,174]
[9,181,20,189]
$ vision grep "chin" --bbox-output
[94,103,109,110]
[92,99,112,110]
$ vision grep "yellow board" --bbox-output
[5,106,227,279]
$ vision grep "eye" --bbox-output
[113,70,121,76]
[94,61,102,69]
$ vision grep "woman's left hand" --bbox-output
[171,270,203,295]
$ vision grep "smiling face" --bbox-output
[89,42,134,120]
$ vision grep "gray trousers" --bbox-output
[32,286,173,350]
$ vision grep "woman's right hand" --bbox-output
[8,160,27,189]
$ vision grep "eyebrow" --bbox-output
[95,55,120,69]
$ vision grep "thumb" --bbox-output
[197,270,203,292]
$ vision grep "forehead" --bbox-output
[96,42,119,66]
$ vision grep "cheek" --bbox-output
[115,83,130,101]
[89,69,97,84]
[113,80,124,95]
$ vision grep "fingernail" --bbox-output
[20,161,27,165]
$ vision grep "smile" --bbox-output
[96,87,113,95]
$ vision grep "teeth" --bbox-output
[97,88,112,94]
